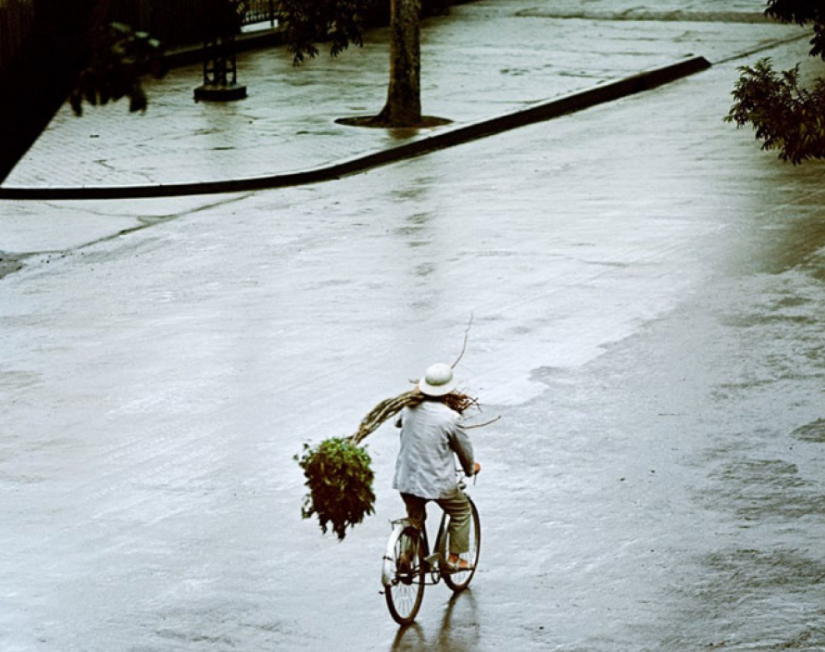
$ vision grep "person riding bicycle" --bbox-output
[394,362,481,572]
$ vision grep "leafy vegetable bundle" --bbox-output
[296,390,476,540]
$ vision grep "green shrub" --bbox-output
[726,58,825,164]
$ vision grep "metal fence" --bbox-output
[0,0,36,69]
[242,0,277,27]
[106,0,279,50]
[1,0,451,71]
[107,0,202,49]
[0,0,277,73]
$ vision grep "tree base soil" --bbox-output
[336,115,452,129]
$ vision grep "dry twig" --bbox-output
[451,313,474,369]
[465,415,502,430]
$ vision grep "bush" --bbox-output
[726,58,825,164]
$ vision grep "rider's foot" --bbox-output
[447,555,474,572]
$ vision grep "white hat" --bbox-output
[418,363,458,397]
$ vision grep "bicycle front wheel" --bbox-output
[384,527,425,625]
[441,497,480,592]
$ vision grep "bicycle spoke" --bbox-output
[441,498,481,592]
[384,529,425,624]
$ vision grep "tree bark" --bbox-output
[377,0,422,126]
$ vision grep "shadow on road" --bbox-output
[390,590,480,651]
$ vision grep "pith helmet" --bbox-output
[418,363,457,397]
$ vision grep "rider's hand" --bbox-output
[473,462,481,475]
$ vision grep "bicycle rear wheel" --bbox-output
[384,527,425,625]
[441,497,480,592]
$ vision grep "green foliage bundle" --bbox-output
[295,437,376,541]
[726,58,825,164]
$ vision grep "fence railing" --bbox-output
[0,0,36,70]
[105,0,279,50]
[241,0,278,28]
[1,0,452,72]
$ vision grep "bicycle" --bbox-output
[380,474,481,625]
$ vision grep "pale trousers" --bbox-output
[401,487,472,555]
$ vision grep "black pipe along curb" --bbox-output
[0,56,711,201]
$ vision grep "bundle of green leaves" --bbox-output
[295,437,376,541]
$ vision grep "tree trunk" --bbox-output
[378,0,422,126]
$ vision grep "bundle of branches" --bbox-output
[295,389,478,540]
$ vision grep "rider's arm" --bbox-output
[449,418,476,478]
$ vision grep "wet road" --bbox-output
[2,38,825,652]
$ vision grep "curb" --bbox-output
[0,55,711,201]
[163,28,285,70]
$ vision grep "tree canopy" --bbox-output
[765,0,825,58]
[70,22,163,116]
[277,0,380,64]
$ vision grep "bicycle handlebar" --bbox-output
[456,466,480,488]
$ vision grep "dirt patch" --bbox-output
[336,115,452,130]
[0,254,24,280]
[792,418,825,443]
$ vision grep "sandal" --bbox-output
[445,558,474,572]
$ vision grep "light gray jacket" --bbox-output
[393,400,475,499]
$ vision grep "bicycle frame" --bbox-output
[381,511,450,587]
[381,474,480,625]
[382,474,476,586]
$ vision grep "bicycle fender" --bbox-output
[381,521,408,586]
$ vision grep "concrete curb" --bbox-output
[0,55,711,201]
[163,28,285,70]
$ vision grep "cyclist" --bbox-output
[393,362,481,571]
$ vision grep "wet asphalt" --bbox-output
[1,2,825,651]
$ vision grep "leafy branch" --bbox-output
[70,22,164,116]
[276,0,379,65]
[726,58,825,164]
